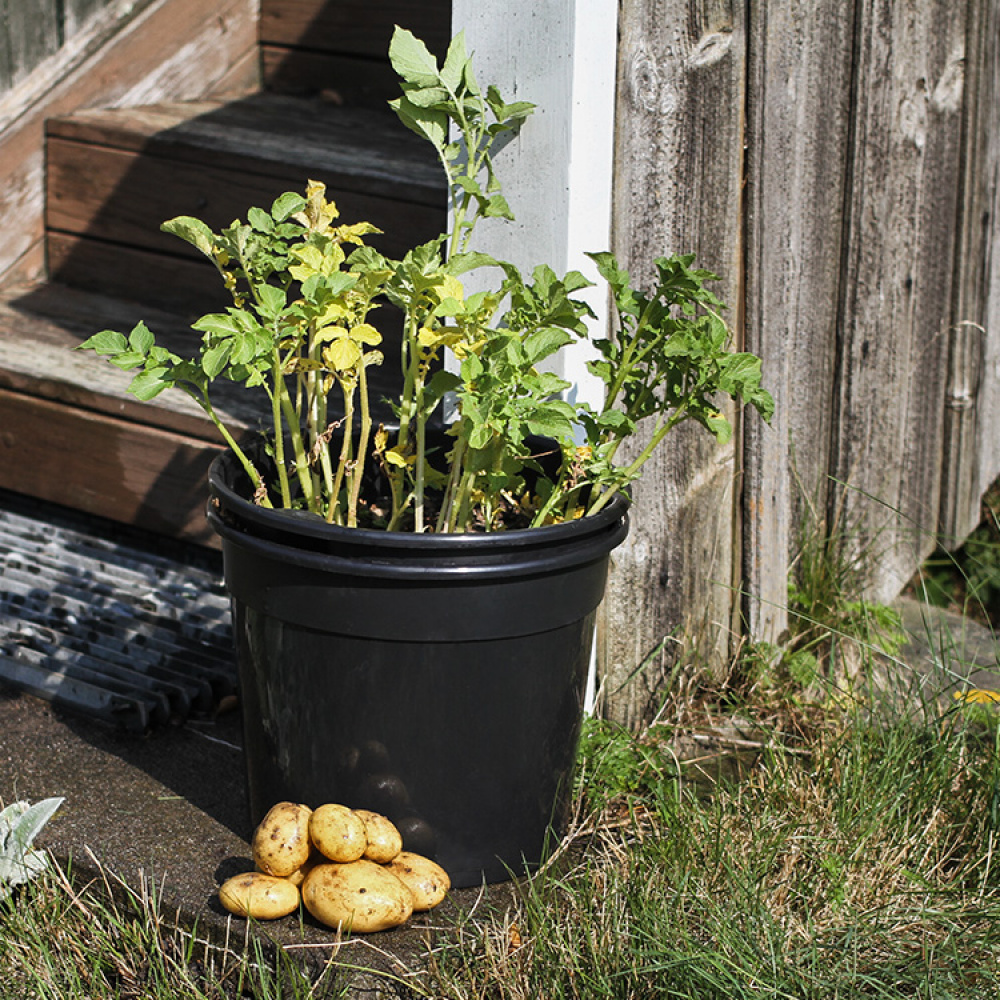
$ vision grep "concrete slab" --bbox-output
[0,686,512,996]
[3,593,998,996]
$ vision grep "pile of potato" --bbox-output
[218,801,450,933]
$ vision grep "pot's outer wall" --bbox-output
[208,450,630,886]
[232,602,596,886]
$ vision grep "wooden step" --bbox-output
[259,0,451,105]
[45,93,446,317]
[0,279,400,545]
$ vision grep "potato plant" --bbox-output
[79,28,773,533]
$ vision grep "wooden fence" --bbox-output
[1,0,998,727]
[601,0,1000,726]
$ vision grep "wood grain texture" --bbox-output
[0,0,257,281]
[832,0,967,603]
[0,386,222,545]
[0,0,62,90]
[939,0,1000,544]
[261,45,400,105]
[259,0,450,58]
[601,0,746,727]
[741,3,856,641]
[0,279,266,438]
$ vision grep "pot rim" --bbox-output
[208,447,630,553]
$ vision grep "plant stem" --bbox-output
[196,388,273,508]
[347,363,373,528]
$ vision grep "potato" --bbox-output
[258,849,322,888]
[310,803,367,863]
[302,860,413,933]
[219,872,300,919]
[252,802,313,877]
[384,852,450,911]
[354,809,403,864]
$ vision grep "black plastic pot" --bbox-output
[207,449,629,887]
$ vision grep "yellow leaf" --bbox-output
[293,181,339,231]
[334,221,383,245]
[439,274,465,302]
[384,446,410,468]
[323,338,362,371]
[350,323,382,345]
[317,302,349,325]
[314,324,349,344]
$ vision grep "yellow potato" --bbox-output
[252,801,313,877]
[301,860,413,933]
[219,872,300,919]
[354,809,403,864]
[309,803,367,863]
[383,852,450,911]
[258,849,322,888]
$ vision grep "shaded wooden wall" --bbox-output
[602,1,1000,726]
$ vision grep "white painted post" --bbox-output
[448,0,618,410]
[449,1,619,712]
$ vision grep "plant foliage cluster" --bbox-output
[79,28,772,533]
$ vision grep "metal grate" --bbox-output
[0,492,235,733]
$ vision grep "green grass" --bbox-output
[427,705,1000,998]
[0,859,346,999]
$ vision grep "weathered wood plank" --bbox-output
[261,46,400,105]
[939,0,1000,544]
[741,3,857,642]
[601,0,747,727]
[45,95,444,206]
[0,0,62,90]
[0,279,264,438]
[0,0,257,282]
[832,0,968,602]
[259,0,450,59]
[0,386,222,545]
[47,139,442,261]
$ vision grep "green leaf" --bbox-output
[388,95,448,151]
[255,283,286,321]
[127,368,172,400]
[484,194,513,219]
[202,342,232,378]
[77,330,128,355]
[440,31,468,91]
[523,326,573,365]
[389,26,441,88]
[248,206,274,233]
[271,191,306,222]
[192,312,241,337]
[127,322,154,356]
[161,216,215,257]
